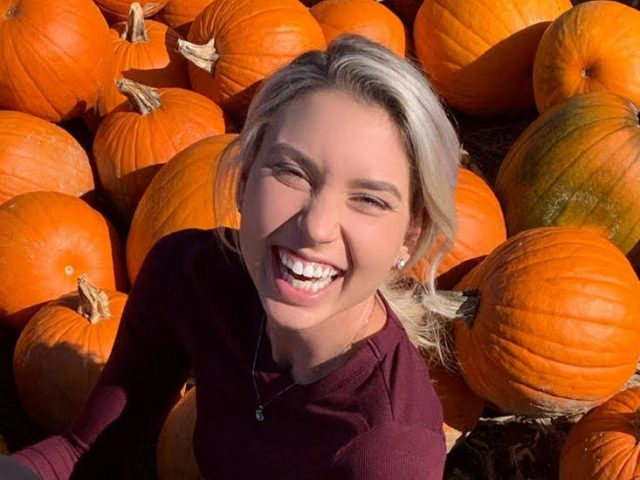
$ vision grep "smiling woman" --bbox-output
[11,35,463,480]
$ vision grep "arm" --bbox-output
[328,423,446,480]
[11,237,191,480]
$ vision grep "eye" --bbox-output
[270,163,309,186]
[354,195,390,211]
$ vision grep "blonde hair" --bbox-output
[214,35,462,363]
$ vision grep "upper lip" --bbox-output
[275,246,344,272]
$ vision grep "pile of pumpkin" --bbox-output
[1,0,640,478]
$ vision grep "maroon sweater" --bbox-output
[12,228,446,479]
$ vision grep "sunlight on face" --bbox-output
[238,89,415,330]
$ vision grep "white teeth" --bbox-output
[313,265,323,278]
[303,264,315,278]
[282,269,334,292]
[277,247,340,280]
[292,261,304,275]
[322,267,333,278]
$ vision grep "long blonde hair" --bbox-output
[214,35,463,362]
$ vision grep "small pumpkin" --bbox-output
[94,0,168,21]
[559,386,640,479]
[0,191,127,331]
[310,0,405,57]
[495,92,640,265]
[154,0,213,37]
[0,0,113,122]
[126,134,239,282]
[157,387,201,480]
[533,1,640,114]
[0,110,94,204]
[93,79,226,223]
[413,0,571,115]
[178,0,325,119]
[13,275,127,433]
[410,168,506,289]
[454,227,640,417]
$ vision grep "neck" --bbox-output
[265,294,387,385]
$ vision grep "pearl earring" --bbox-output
[396,258,406,270]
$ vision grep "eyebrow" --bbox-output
[269,143,403,201]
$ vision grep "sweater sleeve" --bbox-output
[328,423,446,480]
[11,235,191,480]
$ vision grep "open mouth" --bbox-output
[273,247,344,293]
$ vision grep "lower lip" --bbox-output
[271,249,342,305]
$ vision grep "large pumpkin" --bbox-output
[13,276,127,433]
[533,1,640,114]
[454,227,640,417]
[410,168,506,289]
[0,192,127,331]
[495,92,640,265]
[92,2,189,122]
[0,0,113,122]
[94,0,168,21]
[178,0,325,118]
[559,386,640,479]
[126,134,239,282]
[93,79,226,223]
[156,387,201,480]
[154,0,213,37]
[310,0,405,57]
[413,0,571,115]
[0,111,94,204]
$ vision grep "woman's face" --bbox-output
[238,89,418,329]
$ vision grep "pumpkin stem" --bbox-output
[116,78,161,115]
[122,2,149,43]
[177,38,219,74]
[77,274,112,325]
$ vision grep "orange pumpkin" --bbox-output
[0,110,95,204]
[413,0,571,115]
[157,387,201,480]
[559,386,640,479]
[495,92,640,264]
[454,227,640,417]
[410,168,506,289]
[0,192,127,331]
[13,276,127,433]
[92,2,189,122]
[154,0,213,37]
[0,0,113,122]
[126,134,239,282]
[94,0,168,21]
[534,1,640,114]
[310,0,405,57]
[178,0,325,118]
[93,79,226,223]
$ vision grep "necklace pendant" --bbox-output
[255,406,265,422]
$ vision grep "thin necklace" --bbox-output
[251,297,377,422]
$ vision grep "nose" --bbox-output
[297,187,341,245]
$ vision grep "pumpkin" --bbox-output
[410,168,506,289]
[93,79,226,223]
[559,386,640,479]
[413,0,571,115]
[454,227,640,417]
[89,2,189,124]
[495,92,640,265]
[0,0,113,122]
[533,1,640,114]
[94,0,168,21]
[0,192,127,331]
[13,275,127,433]
[310,0,405,57]
[154,0,212,37]
[178,0,325,119]
[0,110,95,204]
[126,134,239,282]
[156,387,202,480]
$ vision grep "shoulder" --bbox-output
[328,422,446,479]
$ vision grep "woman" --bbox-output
[9,34,463,479]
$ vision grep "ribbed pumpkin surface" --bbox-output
[534,1,640,114]
[413,0,571,115]
[126,134,239,282]
[94,0,168,20]
[495,92,640,262]
[154,0,212,36]
[0,111,94,204]
[0,0,112,122]
[559,386,640,479]
[454,227,640,417]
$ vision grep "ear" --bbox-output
[398,211,424,260]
